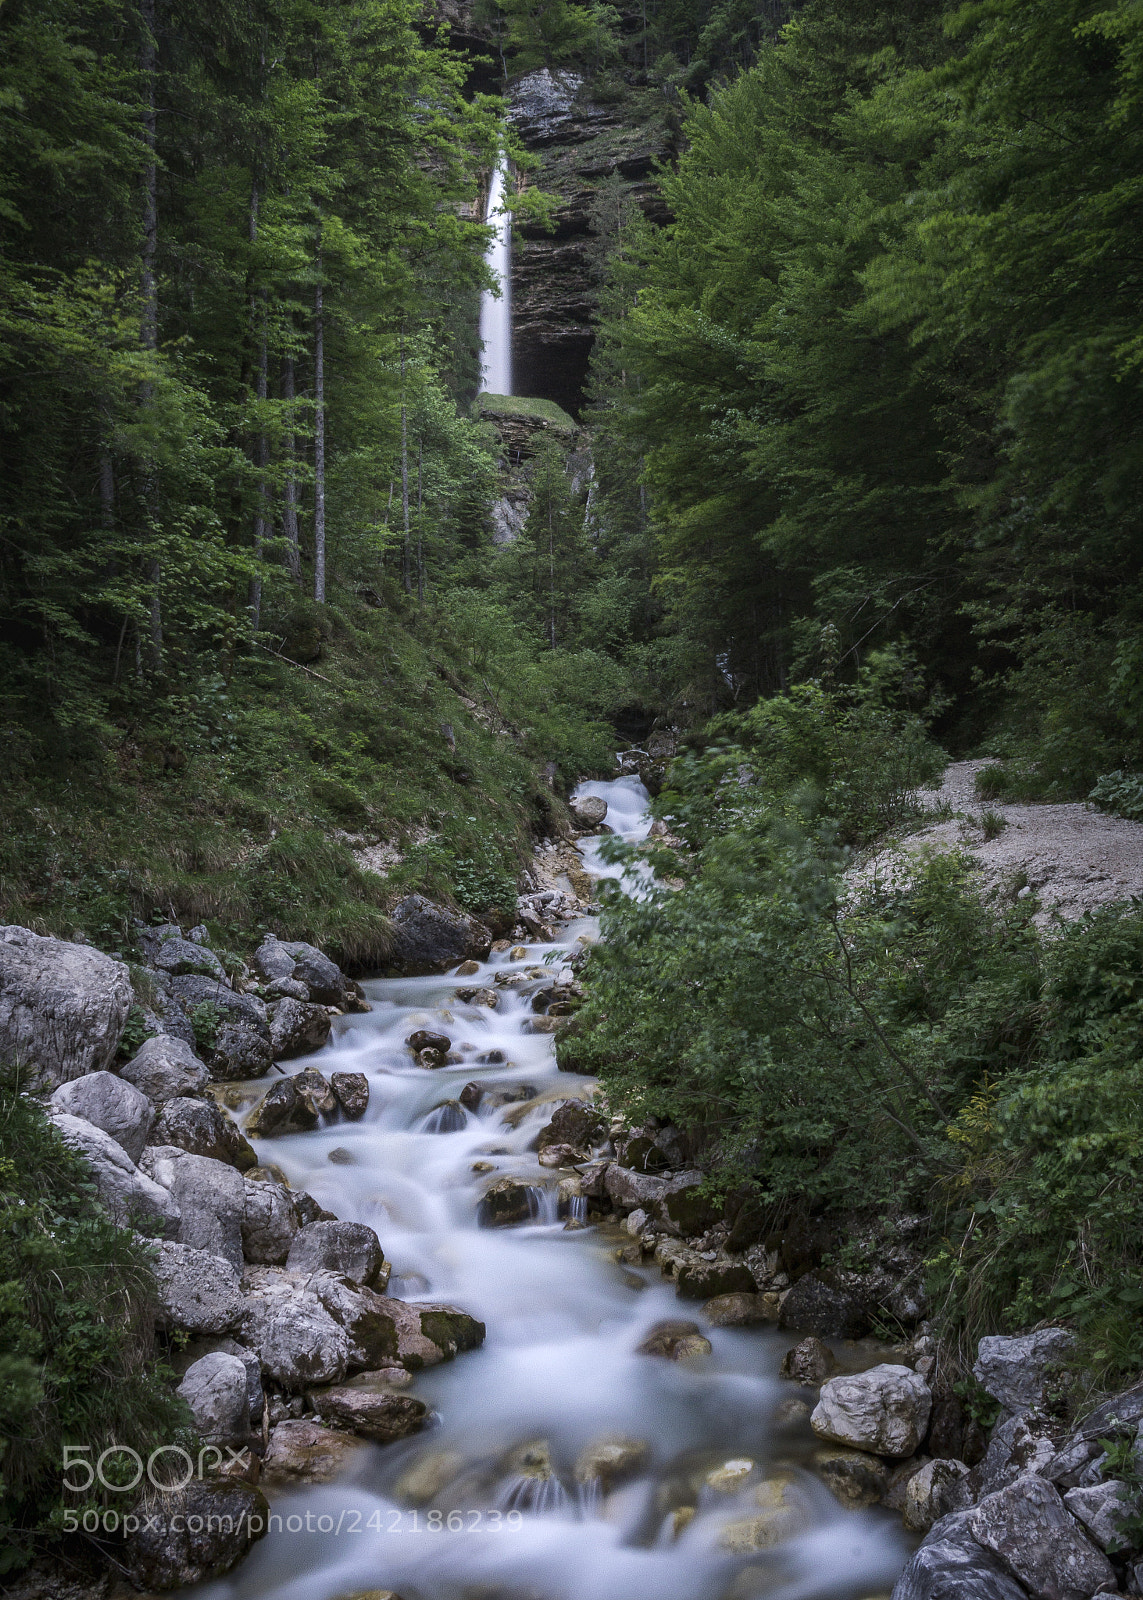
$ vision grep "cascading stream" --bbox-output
[203,773,910,1600]
[479,160,512,397]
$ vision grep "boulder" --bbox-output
[266,975,310,1001]
[570,795,607,827]
[334,1292,484,1372]
[124,1480,268,1590]
[331,1071,369,1118]
[245,1077,318,1137]
[307,1383,428,1444]
[537,1099,606,1153]
[295,1065,338,1115]
[604,1164,705,1213]
[973,1329,1077,1415]
[971,1413,1061,1497]
[261,1419,365,1487]
[903,1460,972,1534]
[152,937,226,981]
[1062,1481,1132,1553]
[210,1023,274,1081]
[718,1475,812,1551]
[50,1070,155,1163]
[241,1176,298,1264]
[478,1176,537,1227]
[285,1220,385,1286]
[573,1437,648,1489]
[150,1096,257,1170]
[279,941,346,1005]
[250,1292,351,1390]
[176,1351,251,1443]
[0,926,133,1090]
[970,1474,1115,1600]
[150,1241,245,1335]
[811,1447,890,1508]
[140,1146,246,1269]
[119,1034,210,1102]
[388,894,492,974]
[251,936,299,983]
[811,1364,932,1458]
[675,1256,757,1300]
[305,1273,401,1368]
[268,998,331,1060]
[703,1292,779,1328]
[779,1273,869,1339]
[781,1336,840,1386]
[637,1319,712,1361]
[890,1509,1031,1600]
[168,975,268,1030]
[50,1114,180,1237]
[406,1029,451,1054]
[173,1337,262,1420]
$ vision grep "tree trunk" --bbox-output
[140,0,162,671]
[313,253,326,604]
[282,355,300,580]
[249,182,268,633]
[400,335,411,593]
[416,436,424,604]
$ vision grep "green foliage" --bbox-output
[0,1079,191,1570]
[115,1006,154,1063]
[1090,771,1143,823]
[188,1001,222,1055]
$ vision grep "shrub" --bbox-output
[1089,770,1143,822]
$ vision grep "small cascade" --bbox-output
[418,1099,467,1134]
[498,1472,573,1517]
[526,1183,560,1224]
[479,159,513,396]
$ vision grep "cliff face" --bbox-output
[506,69,673,416]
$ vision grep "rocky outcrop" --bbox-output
[387,894,492,973]
[0,927,132,1090]
[49,1070,154,1163]
[284,1220,386,1286]
[973,1330,1077,1415]
[811,1365,932,1459]
[50,1113,181,1237]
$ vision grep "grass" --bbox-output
[475,393,578,431]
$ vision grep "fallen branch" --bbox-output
[255,640,334,684]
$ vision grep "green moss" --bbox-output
[475,393,578,431]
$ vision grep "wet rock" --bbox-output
[573,1436,649,1489]
[460,1079,536,1113]
[268,998,331,1060]
[812,1365,932,1458]
[389,894,492,974]
[811,1447,891,1508]
[241,1176,298,1264]
[719,1475,812,1551]
[140,1146,246,1269]
[537,1142,585,1167]
[703,1292,780,1328]
[331,1071,369,1118]
[250,1291,351,1389]
[151,1096,257,1170]
[456,987,499,1009]
[1062,1481,1132,1553]
[890,1509,1030,1600]
[151,1241,244,1334]
[0,925,133,1091]
[773,1397,811,1429]
[286,1220,386,1286]
[50,1070,154,1163]
[903,1460,972,1534]
[970,1474,1115,1599]
[454,959,481,976]
[295,1189,338,1226]
[119,1034,210,1102]
[570,795,607,827]
[295,1064,338,1116]
[478,1176,536,1226]
[423,1099,466,1134]
[780,1336,840,1386]
[49,1114,180,1237]
[176,1351,251,1443]
[245,1077,319,1137]
[261,1419,365,1487]
[779,1272,869,1339]
[604,1164,705,1213]
[210,1023,274,1081]
[307,1383,428,1444]
[637,1319,712,1361]
[407,1028,451,1057]
[395,1450,465,1504]
[675,1256,756,1301]
[537,1098,606,1153]
[278,940,346,1005]
[705,1457,756,1494]
[973,1329,1077,1415]
[124,1480,268,1589]
[152,937,226,981]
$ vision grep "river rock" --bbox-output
[395,1450,465,1504]
[406,1029,451,1055]
[152,936,226,981]
[0,926,133,1090]
[781,1336,840,1385]
[972,1413,1061,1497]
[50,1070,155,1163]
[151,1241,245,1334]
[573,1437,649,1489]
[50,1113,181,1237]
[241,1176,298,1263]
[537,1098,606,1153]
[890,1509,1031,1600]
[151,1096,257,1170]
[210,1023,274,1081]
[307,1383,428,1444]
[812,1364,932,1458]
[286,1220,386,1286]
[169,975,268,1029]
[570,794,607,827]
[331,1071,369,1118]
[969,1474,1115,1599]
[278,941,346,1004]
[245,1077,319,1137]
[388,894,492,973]
[779,1272,868,1339]
[903,1459,972,1533]
[173,1336,263,1420]
[478,1176,536,1226]
[261,1419,365,1487]
[604,1164,705,1213]
[250,1291,351,1389]
[676,1256,757,1300]
[124,1480,268,1589]
[177,1351,251,1443]
[375,1299,485,1370]
[268,998,331,1059]
[306,1273,402,1367]
[637,1319,712,1361]
[1062,1481,1131,1553]
[811,1447,891,1508]
[119,1034,210,1101]
[703,1292,779,1328]
[295,1065,338,1115]
[141,1146,246,1269]
[973,1328,1077,1414]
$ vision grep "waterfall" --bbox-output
[479,160,513,396]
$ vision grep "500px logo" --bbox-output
[62,1444,253,1493]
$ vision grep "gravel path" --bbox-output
[854,760,1143,925]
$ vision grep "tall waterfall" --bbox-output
[479,160,512,396]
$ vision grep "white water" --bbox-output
[204,774,909,1600]
[479,161,512,396]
